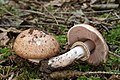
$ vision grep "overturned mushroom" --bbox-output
[13,29,60,63]
[48,24,108,68]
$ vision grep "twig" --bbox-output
[84,10,114,14]
[101,24,109,32]
[104,17,120,22]
[20,9,116,25]
[0,73,7,79]
[0,27,21,33]
[50,70,120,78]
[37,22,66,27]
[39,17,65,24]
[20,9,45,15]
[20,9,65,20]
[43,6,59,25]
[20,9,114,16]
[8,73,14,80]
[113,12,120,18]
[53,9,114,14]
[0,25,36,28]
[109,51,120,58]
[0,22,66,28]
[105,11,112,19]
[91,4,119,9]
[0,7,19,18]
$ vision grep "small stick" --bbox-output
[50,70,120,78]
[8,73,14,80]
[20,9,65,20]
[0,7,19,18]
[0,27,21,33]
[109,51,120,58]
[91,4,119,9]
[0,25,36,28]
[20,9,114,15]
[52,10,114,14]
[104,17,120,22]
[20,9,45,15]
[43,6,59,25]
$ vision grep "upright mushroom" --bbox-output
[13,29,60,63]
[48,24,108,68]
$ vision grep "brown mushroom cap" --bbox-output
[67,24,108,65]
[13,29,60,59]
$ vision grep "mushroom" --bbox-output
[48,24,108,68]
[13,29,60,63]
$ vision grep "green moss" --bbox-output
[102,24,120,73]
[0,47,12,60]
[15,64,41,80]
[108,54,120,64]
[16,70,40,80]
[71,61,91,72]
[103,25,120,45]
[55,35,67,45]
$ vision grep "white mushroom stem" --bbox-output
[48,40,95,68]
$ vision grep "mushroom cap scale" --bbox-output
[13,29,60,59]
[67,24,108,65]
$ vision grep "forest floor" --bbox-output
[0,0,120,80]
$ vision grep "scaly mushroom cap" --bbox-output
[67,24,108,65]
[13,29,60,59]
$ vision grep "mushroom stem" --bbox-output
[84,40,95,51]
[48,40,95,68]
